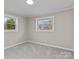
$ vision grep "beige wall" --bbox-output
[28,9,74,49]
[4,9,74,50]
[4,13,28,49]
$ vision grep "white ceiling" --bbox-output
[4,0,73,17]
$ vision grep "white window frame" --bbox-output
[4,14,18,32]
[36,16,55,32]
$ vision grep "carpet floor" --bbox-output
[4,42,74,59]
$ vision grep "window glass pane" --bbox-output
[4,16,15,30]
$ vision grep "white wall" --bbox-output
[28,9,74,49]
[4,13,28,49]
[4,9,74,50]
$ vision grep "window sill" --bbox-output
[4,29,18,32]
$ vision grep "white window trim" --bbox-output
[36,16,55,32]
[4,14,18,32]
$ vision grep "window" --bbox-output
[36,16,54,32]
[4,15,18,32]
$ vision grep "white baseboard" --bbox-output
[4,40,74,52]
[27,40,74,52]
[4,41,27,50]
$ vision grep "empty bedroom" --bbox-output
[4,0,74,59]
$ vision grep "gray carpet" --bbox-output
[4,42,74,59]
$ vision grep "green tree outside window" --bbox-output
[4,17,15,30]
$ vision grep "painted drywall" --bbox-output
[4,13,28,49]
[28,9,74,49]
